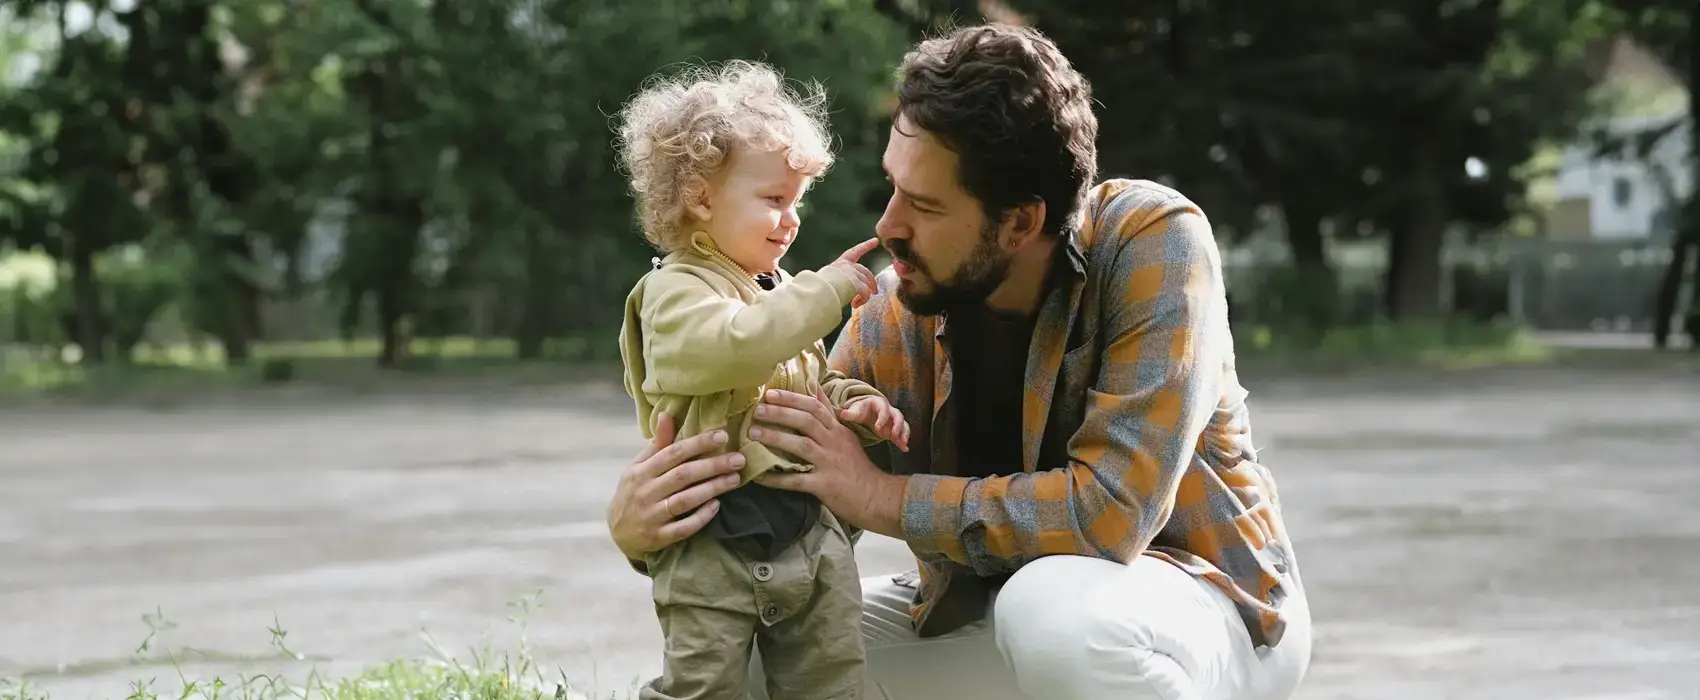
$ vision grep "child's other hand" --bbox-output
[840,396,910,452]
[828,238,879,308]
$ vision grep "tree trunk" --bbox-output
[216,244,256,366]
[1282,201,1340,332]
[514,225,548,360]
[375,203,423,369]
[358,50,423,370]
[215,312,253,364]
[1656,7,1700,350]
[68,235,106,365]
[1651,225,1694,349]
[1385,150,1448,321]
[377,282,407,368]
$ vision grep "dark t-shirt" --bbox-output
[944,302,1037,592]
[949,303,1037,480]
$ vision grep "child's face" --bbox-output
[695,145,812,274]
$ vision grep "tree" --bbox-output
[1595,0,1693,349]
[0,2,155,364]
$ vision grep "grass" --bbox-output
[1231,317,1560,373]
[0,596,636,700]
[1232,318,1700,379]
[4,321,1691,403]
[0,334,624,402]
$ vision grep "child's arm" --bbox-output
[822,366,886,446]
[641,265,861,396]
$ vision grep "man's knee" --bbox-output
[991,555,1202,699]
[992,557,1140,675]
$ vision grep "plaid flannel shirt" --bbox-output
[828,179,1298,649]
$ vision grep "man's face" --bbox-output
[873,116,1013,316]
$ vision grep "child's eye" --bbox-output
[765,196,784,205]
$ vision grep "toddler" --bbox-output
[613,60,909,700]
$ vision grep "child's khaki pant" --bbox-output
[639,510,865,700]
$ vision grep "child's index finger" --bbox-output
[837,237,881,263]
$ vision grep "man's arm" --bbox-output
[821,289,903,545]
[899,194,1227,576]
[643,266,858,396]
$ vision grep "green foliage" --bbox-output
[0,251,58,347]
[1240,263,1347,343]
[101,243,196,359]
[0,0,1689,364]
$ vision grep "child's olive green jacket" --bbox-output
[619,230,887,485]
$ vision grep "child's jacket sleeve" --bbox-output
[822,365,886,445]
[639,265,861,396]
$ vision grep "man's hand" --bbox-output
[841,396,910,452]
[750,388,907,539]
[607,413,746,563]
[827,238,880,308]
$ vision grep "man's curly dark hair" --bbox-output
[893,23,1099,239]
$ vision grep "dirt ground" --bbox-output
[3,365,1698,699]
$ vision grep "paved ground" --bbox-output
[2,365,1699,699]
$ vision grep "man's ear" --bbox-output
[999,199,1047,248]
[684,174,713,223]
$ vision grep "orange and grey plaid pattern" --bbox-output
[828,179,1297,649]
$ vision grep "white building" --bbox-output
[1543,36,1690,243]
[1547,110,1690,242]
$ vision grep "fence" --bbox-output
[1221,235,1694,335]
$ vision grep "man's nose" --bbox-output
[874,195,907,241]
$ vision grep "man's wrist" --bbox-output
[854,471,908,540]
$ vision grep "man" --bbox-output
[607,22,1312,700]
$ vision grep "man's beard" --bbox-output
[887,222,1011,317]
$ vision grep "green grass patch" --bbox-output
[0,333,624,401]
[1233,318,1557,373]
[0,598,640,700]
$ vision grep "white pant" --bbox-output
[753,554,1312,699]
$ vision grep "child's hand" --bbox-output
[828,238,880,308]
[841,396,911,452]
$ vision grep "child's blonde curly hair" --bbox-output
[615,60,836,252]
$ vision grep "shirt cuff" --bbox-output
[898,473,972,562]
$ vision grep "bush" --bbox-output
[1238,263,1343,343]
[259,358,296,383]
[98,244,194,360]
[0,251,61,347]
